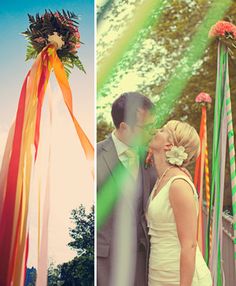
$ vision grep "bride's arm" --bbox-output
[169,179,198,286]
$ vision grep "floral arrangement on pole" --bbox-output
[209,20,236,58]
[194,92,212,256]
[194,92,212,111]
[22,10,85,76]
[207,20,236,281]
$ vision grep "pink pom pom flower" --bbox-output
[195,92,212,103]
[209,21,236,39]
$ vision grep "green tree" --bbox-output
[47,205,94,286]
[59,205,94,285]
[97,119,113,142]
[48,263,62,286]
[60,255,93,286]
[68,205,94,257]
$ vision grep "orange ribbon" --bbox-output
[0,44,94,285]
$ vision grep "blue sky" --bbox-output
[0,0,94,141]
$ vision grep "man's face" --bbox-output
[124,108,156,147]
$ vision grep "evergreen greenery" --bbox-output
[22,10,85,76]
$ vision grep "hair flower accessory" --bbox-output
[166,146,188,166]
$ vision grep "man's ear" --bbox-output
[164,143,173,151]
[120,122,128,130]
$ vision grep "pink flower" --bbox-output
[195,92,212,103]
[74,27,79,33]
[71,26,78,33]
[34,37,46,43]
[70,47,77,54]
[209,21,236,39]
[75,31,80,40]
[54,12,60,18]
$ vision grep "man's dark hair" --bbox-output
[111,92,154,129]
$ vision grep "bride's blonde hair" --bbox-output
[164,120,200,167]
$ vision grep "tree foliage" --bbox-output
[68,205,94,257]
[47,205,94,286]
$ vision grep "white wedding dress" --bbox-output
[146,175,212,286]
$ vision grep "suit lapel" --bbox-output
[102,136,141,214]
[102,137,154,213]
[102,136,126,185]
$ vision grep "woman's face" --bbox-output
[149,125,172,152]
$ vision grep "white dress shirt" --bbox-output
[111,131,139,178]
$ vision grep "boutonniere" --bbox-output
[144,149,154,169]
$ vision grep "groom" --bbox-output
[97,92,157,286]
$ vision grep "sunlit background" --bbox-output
[96,0,235,208]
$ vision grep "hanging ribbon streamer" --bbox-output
[34,84,53,286]
[194,92,212,258]
[225,50,236,267]
[204,131,212,260]
[0,44,94,285]
[195,106,206,254]
[207,41,227,286]
[207,42,226,286]
[206,21,236,285]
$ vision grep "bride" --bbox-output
[146,120,212,286]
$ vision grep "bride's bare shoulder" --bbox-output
[169,178,196,208]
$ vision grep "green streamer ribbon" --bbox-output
[207,41,236,286]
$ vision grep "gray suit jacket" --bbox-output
[97,135,157,286]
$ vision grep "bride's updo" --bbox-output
[165,120,200,167]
